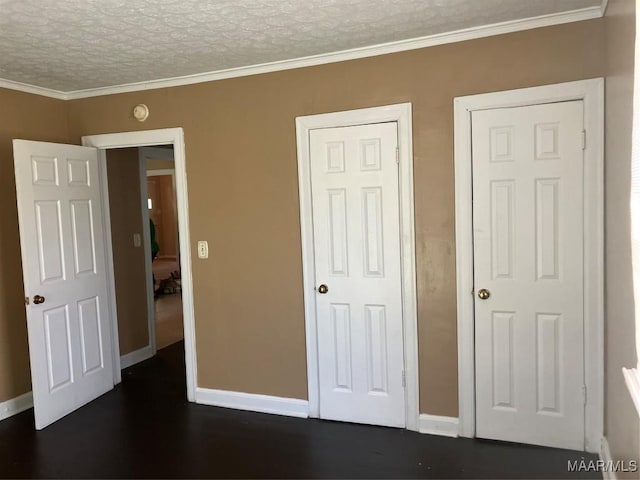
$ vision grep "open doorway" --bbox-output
[12,129,195,429]
[104,145,184,370]
[144,147,184,350]
[83,128,197,402]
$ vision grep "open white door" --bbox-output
[14,140,115,430]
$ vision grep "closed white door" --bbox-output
[14,140,114,430]
[472,101,585,450]
[310,122,405,428]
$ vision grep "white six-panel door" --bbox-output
[310,122,405,428]
[472,101,585,450]
[14,140,114,430]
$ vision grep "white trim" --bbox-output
[97,149,122,385]
[0,391,33,421]
[418,414,459,438]
[453,78,605,453]
[622,368,640,417]
[82,128,198,403]
[136,149,157,356]
[600,437,618,480]
[195,388,309,418]
[0,78,66,100]
[295,103,419,432]
[120,345,154,370]
[0,6,603,100]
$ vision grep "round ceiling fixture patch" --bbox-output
[133,104,149,122]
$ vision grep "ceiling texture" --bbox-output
[0,0,602,94]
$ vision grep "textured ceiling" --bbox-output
[0,0,601,92]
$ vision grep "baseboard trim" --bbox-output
[120,345,154,369]
[0,391,33,421]
[195,387,309,418]
[600,436,618,480]
[418,414,459,438]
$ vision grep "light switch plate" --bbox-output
[197,241,208,259]
[133,233,141,247]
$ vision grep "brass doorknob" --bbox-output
[317,284,329,294]
[33,295,45,305]
[477,289,490,300]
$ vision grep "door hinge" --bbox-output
[396,147,400,164]
[581,130,586,150]
[582,385,587,405]
[24,296,29,306]
[402,370,406,388]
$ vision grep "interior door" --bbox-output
[13,140,114,430]
[310,122,405,428]
[472,101,585,450]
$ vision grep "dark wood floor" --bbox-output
[0,342,599,479]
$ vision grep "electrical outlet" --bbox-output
[197,241,208,259]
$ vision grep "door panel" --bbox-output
[472,101,585,450]
[14,140,114,430]
[310,123,405,428]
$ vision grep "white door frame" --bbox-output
[82,128,197,402]
[453,78,604,453]
[295,103,419,431]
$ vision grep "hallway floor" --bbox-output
[155,292,183,349]
[0,342,599,479]
[152,258,184,349]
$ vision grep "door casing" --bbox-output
[295,103,419,431]
[453,78,604,453]
[82,128,197,402]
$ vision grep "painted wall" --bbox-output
[0,88,68,404]
[106,148,150,355]
[65,20,606,415]
[604,0,640,471]
[0,10,636,464]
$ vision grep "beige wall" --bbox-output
[0,88,68,403]
[65,20,606,414]
[1,10,637,465]
[604,0,640,472]
[106,148,150,355]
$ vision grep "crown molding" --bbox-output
[0,4,604,101]
[0,77,67,100]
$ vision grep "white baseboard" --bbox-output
[600,436,618,480]
[0,391,33,421]
[418,414,459,437]
[195,387,309,418]
[120,345,154,369]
